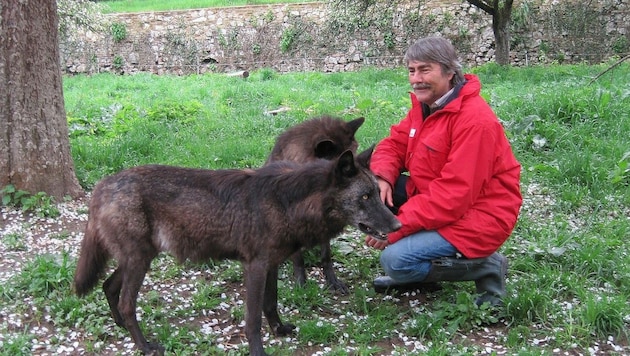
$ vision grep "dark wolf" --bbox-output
[266,115,365,294]
[73,149,400,356]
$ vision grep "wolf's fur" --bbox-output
[73,149,400,356]
[266,116,364,294]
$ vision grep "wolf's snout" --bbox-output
[358,218,401,240]
[358,223,388,241]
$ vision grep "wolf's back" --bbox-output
[74,218,109,297]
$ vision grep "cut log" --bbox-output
[264,107,291,116]
[226,70,249,78]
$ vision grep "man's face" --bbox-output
[407,60,454,106]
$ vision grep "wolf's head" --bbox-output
[312,116,364,160]
[331,148,401,240]
[267,116,365,164]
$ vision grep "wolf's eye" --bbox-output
[362,194,369,200]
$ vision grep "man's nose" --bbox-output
[410,72,423,83]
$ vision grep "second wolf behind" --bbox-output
[266,115,365,294]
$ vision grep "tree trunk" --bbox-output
[492,0,513,65]
[0,0,84,200]
[466,0,514,65]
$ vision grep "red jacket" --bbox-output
[370,74,522,258]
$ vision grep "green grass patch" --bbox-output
[101,0,318,14]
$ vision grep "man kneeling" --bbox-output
[365,37,522,307]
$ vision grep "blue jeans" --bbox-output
[380,230,458,283]
[381,175,458,282]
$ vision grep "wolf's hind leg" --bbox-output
[117,258,164,355]
[244,262,269,355]
[103,268,124,328]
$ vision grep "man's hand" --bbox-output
[377,177,393,207]
[365,235,389,250]
[367,177,394,250]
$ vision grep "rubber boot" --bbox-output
[423,252,508,306]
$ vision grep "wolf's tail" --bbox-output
[74,219,109,297]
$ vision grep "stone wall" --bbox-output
[59,0,630,75]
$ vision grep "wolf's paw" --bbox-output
[275,323,296,336]
[327,278,349,295]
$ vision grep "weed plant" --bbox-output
[1,184,60,217]
[0,63,628,354]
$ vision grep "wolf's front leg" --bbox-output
[290,250,308,286]
[320,241,349,294]
[263,266,296,336]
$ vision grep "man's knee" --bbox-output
[380,248,431,281]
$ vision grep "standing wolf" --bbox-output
[266,115,364,294]
[73,149,400,356]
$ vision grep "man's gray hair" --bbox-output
[404,37,465,86]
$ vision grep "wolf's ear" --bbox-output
[315,139,338,160]
[336,150,358,178]
[356,145,374,169]
[347,117,365,134]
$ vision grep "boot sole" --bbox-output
[373,282,441,294]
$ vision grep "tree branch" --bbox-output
[465,0,495,15]
[588,54,630,85]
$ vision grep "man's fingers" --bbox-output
[365,235,388,250]
[377,178,394,206]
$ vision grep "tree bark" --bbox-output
[466,0,514,65]
[492,0,513,65]
[0,0,84,200]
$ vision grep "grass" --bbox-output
[100,0,318,14]
[1,62,629,354]
[65,68,410,188]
